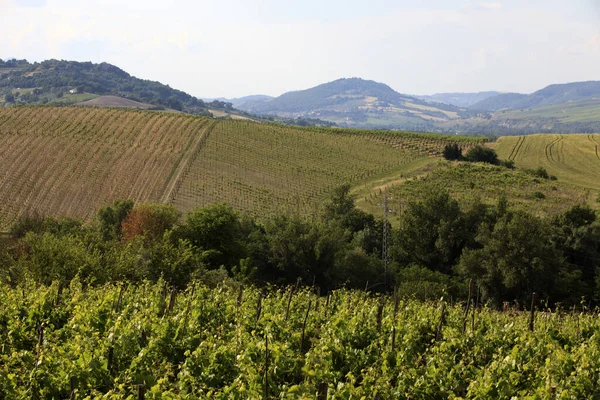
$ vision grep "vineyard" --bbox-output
[0,107,485,227]
[495,134,600,191]
[1,280,599,398]
[0,107,212,227]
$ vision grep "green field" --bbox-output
[495,134,600,191]
[357,161,597,225]
[497,99,600,123]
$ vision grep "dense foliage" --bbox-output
[3,281,600,398]
[0,59,218,113]
[1,186,599,307]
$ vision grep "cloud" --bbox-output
[479,2,502,10]
[14,0,46,6]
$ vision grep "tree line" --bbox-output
[1,186,599,307]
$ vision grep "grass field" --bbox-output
[0,107,484,228]
[359,161,597,225]
[496,134,600,191]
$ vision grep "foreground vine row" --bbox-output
[1,280,598,398]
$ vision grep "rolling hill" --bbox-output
[0,58,212,114]
[415,91,501,108]
[234,78,463,130]
[0,106,485,228]
[469,81,600,112]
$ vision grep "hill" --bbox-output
[470,81,600,112]
[495,134,600,191]
[415,91,501,108]
[0,106,485,228]
[234,78,463,130]
[0,58,211,114]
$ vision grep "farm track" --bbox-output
[544,135,563,166]
[507,136,525,161]
[163,120,215,204]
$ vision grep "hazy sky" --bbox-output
[2,0,600,98]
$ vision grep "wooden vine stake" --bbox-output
[529,292,537,332]
[285,285,294,321]
[391,326,396,352]
[137,384,145,400]
[264,333,269,400]
[462,279,472,334]
[376,298,385,333]
[318,382,328,400]
[435,302,446,342]
[301,300,312,353]
[255,292,264,324]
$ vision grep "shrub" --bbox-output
[442,143,462,161]
[464,145,499,165]
[532,191,546,199]
[500,159,515,169]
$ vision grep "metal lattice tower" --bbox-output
[382,194,389,290]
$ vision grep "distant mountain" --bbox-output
[468,93,528,112]
[469,81,600,112]
[235,78,462,129]
[0,58,209,114]
[415,91,501,108]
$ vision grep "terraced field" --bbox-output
[0,106,486,228]
[496,134,600,190]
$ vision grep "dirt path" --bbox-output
[161,120,217,203]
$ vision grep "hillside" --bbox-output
[235,78,463,130]
[470,81,600,112]
[79,95,156,109]
[358,161,597,226]
[495,134,600,191]
[0,106,485,228]
[0,58,211,114]
[415,91,501,108]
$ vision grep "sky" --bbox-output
[2,0,600,98]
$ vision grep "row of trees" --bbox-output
[1,186,599,307]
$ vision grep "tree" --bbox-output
[97,199,134,240]
[442,143,462,161]
[392,190,467,273]
[121,203,181,242]
[177,204,245,270]
[323,184,374,233]
[458,210,567,306]
[464,145,499,165]
[4,93,15,103]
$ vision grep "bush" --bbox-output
[463,145,499,165]
[442,143,462,161]
[500,159,515,169]
[532,191,546,199]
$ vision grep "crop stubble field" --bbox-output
[0,107,485,228]
[496,134,600,191]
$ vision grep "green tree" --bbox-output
[442,143,462,161]
[392,190,467,274]
[464,145,499,165]
[458,210,567,306]
[97,199,134,240]
[176,204,244,270]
